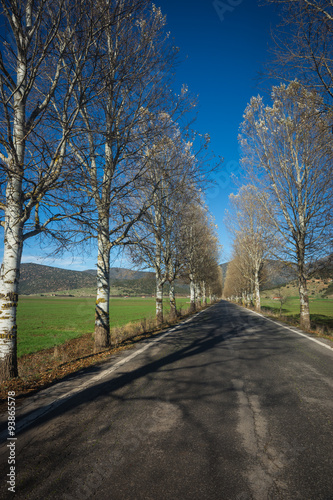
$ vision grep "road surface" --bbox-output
[0,300,333,499]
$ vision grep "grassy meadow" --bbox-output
[17,296,190,357]
[16,289,333,358]
[260,295,333,331]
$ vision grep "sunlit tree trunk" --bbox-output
[299,278,310,330]
[202,281,207,306]
[0,198,23,379]
[195,283,201,309]
[189,274,196,313]
[156,276,164,325]
[169,282,177,319]
[297,241,310,330]
[155,208,164,325]
[94,215,111,350]
[254,265,261,312]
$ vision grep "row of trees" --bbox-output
[127,128,222,324]
[0,0,221,381]
[224,185,270,311]
[223,0,333,327]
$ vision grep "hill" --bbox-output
[261,260,297,289]
[19,264,96,294]
[84,267,154,280]
[221,257,332,293]
[18,263,188,296]
[308,254,333,280]
[220,259,297,290]
[220,262,228,282]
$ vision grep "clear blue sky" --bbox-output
[21,0,281,270]
[156,0,280,262]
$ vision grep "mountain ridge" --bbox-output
[18,263,155,295]
[84,267,154,280]
[220,255,333,290]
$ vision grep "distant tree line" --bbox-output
[223,0,333,328]
[0,0,222,381]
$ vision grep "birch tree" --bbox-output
[231,236,259,307]
[239,81,333,329]
[223,256,249,304]
[195,243,222,305]
[0,0,98,380]
[225,185,271,311]
[210,264,223,302]
[68,1,191,349]
[182,202,203,313]
[128,128,198,325]
[182,202,221,312]
[267,0,333,110]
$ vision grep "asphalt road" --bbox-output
[1,300,333,500]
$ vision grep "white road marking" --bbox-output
[248,309,333,352]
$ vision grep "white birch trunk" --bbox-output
[297,227,311,330]
[155,225,163,325]
[156,274,163,325]
[254,266,261,312]
[0,205,23,379]
[298,261,310,330]
[189,274,196,313]
[0,40,26,379]
[94,217,110,350]
[201,281,207,306]
[169,282,177,319]
[195,283,201,309]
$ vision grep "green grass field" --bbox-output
[17,296,190,357]
[17,293,332,359]
[260,295,333,329]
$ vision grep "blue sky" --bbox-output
[156,0,280,260]
[21,0,281,270]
